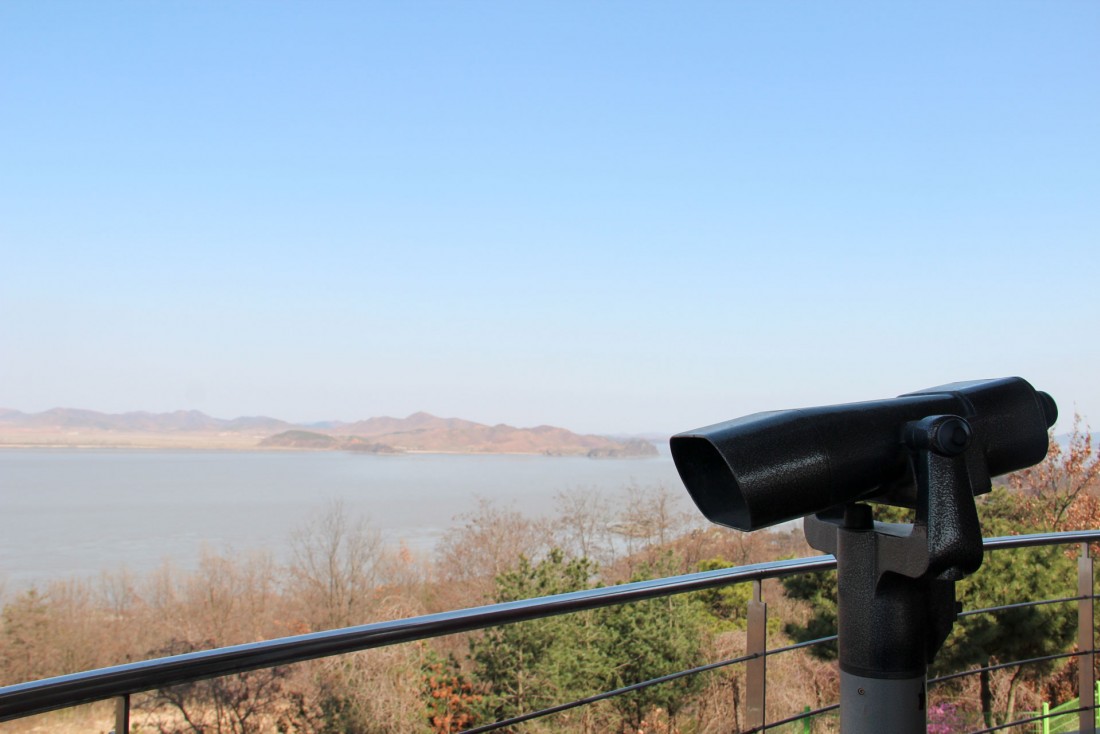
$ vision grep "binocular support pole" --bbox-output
[805,415,987,734]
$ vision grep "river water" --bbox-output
[0,448,682,587]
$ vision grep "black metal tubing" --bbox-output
[2,530,1098,725]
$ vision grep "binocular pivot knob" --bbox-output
[903,415,972,458]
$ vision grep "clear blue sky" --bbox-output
[1,1,1097,435]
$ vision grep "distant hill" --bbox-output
[258,430,341,449]
[261,431,406,454]
[0,408,658,457]
[0,408,292,434]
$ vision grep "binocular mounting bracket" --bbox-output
[804,414,988,734]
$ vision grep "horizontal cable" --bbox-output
[965,704,1095,733]
[458,634,839,733]
[929,650,1092,685]
[957,594,1089,618]
[763,634,837,658]
[739,704,840,730]
[459,652,756,734]
[740,703,839,733]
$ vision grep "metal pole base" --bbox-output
[840,671,926,734]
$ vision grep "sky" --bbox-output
[1,1,1097,436]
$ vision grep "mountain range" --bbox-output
[0,408,658,457]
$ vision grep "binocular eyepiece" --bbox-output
[670,377,1056,531]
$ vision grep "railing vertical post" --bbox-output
[114,694,129,734]
[1079,541,1095,734]
[746,579,767,731]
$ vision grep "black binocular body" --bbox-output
[671,377,1057,531]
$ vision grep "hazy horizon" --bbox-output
[2,2,1097,436]
[0,403,672,442]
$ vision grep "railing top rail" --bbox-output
[2,529,1098,722]
[982,529,1100,550]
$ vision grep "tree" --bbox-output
[0,588,51,685]
[598,554,708,731]
[934,487,1077,727]
[288,500,386,631]
[694,557,753,630]
[421,650,482,733]
[469,549,709,733]
[1007,414,1100,531]
[612,485,695,574]
[552,488,617,568]
[297,646,426,734]
[781,568,839,659]
[436,498,549,606]
[286,502,428,733]
[469,549,608,731]
[142,640,291,734]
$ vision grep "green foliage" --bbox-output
[599,554,709,730]
[469,549,608,729]
[936,535,1075,723]
[781,569,839,660]
[694,557,752,630]
[934,487,1077,725]
[468,550,709,731]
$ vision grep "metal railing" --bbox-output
[1,529,1098,733]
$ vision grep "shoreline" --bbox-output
[0,430,660,457]
[0,442,661,458]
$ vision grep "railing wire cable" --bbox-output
[965,704,1095,733]
[458,634,839,734]
[957,594,1090,618]
[929,649,1094,685]
[741,703,839,733]
[458,652,759,734]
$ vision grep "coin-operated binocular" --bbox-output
[671,377,1056,734]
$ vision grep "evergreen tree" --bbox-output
[934,487,1076,727]
[694,557,753,630]
[781,568,839,658]
[468,550,709,732]
[599,554,709,731]
[469,550,610,730]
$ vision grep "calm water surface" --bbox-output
[0,448,680,586]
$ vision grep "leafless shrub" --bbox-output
[288,499,386,631]
[435,498,549,605]
[551,487,618,567]
[139,640,291,734]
